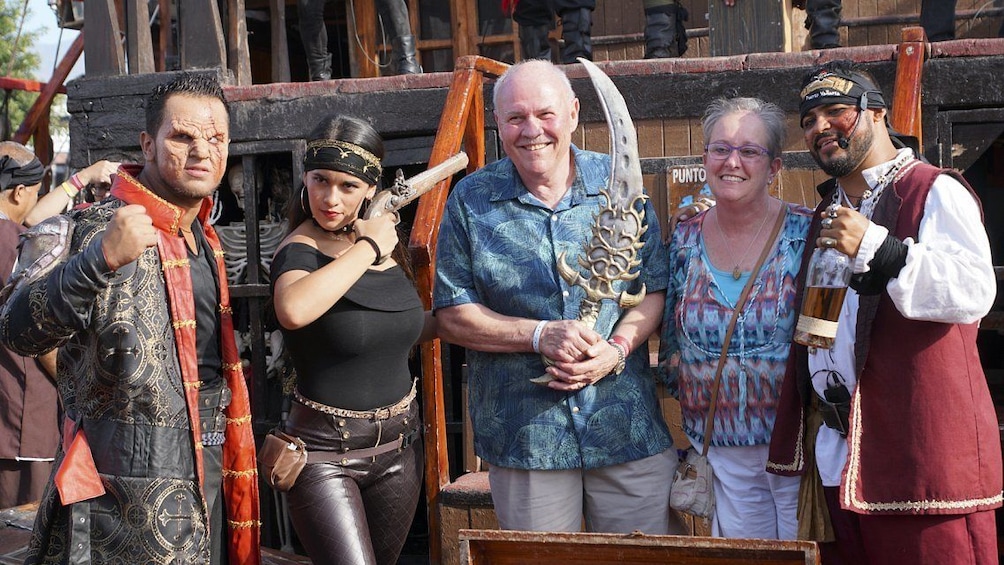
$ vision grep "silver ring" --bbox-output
[821,218,833,230]
[822,237,836,248]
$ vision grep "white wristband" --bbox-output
[531,320,548,353]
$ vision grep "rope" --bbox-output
[347,0,392,70]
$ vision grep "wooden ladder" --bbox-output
[409,54,510,565]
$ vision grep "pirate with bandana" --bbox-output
[767,60,1001,564]
[270,115,434,565]
[0,142,59,510]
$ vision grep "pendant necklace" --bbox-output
[715,201,772,280]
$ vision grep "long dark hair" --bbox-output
[289,115,414,280]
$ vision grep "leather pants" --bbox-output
[513,0,596,62]
[920,0,957,42]
[297,0,331,80]
[805,0,842,49]
[643,2,688,59]
[284,396,423,565]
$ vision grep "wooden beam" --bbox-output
[34,111,53,186]
[890,27,926,152]
[0,78,66,94]
[450,0,475,67]
[83,0,125,76]
[14,33,85,145]
[179,0,226,71]
[351,0,379,78]
[157,0,170,72]
[124,0,155,74]
[228,0,253,85]
[410,55,509,565]
[269,0,290,82]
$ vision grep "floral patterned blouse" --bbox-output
[661,202,812,447]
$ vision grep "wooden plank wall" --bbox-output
[66,49,1004,224]
[591,0,1004,61]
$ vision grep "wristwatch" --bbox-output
[608,340,627,375]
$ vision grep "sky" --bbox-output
[23,0,84,81]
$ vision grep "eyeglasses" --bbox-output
[705,142,772,161]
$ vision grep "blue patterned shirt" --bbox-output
[434,146,673,470]
[660,203,812,447]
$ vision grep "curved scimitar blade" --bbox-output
[577,58,643,210]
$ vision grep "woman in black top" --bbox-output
[271,115,436,565]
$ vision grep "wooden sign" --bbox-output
[666,164,712,214]
[666,164,783,218]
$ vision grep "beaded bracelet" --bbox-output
[608,334,631,355]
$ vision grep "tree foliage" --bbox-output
[0,0,42,139]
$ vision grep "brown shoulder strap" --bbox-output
[701,203,788,455]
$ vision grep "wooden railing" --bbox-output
[890,27,926,150]
[409,54,509,565]
[0,32,83,179]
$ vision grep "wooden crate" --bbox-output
[460,529,820,565]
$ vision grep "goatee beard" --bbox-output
[819,155,857,178]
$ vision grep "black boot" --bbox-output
[298,0,332,80]
[392,35,422,74]
[805,0,841,49]
[558,8,592,63]
[309,53,332,81]
[378,0,422,74]
[519,23,552,61]
[644,4,688,59]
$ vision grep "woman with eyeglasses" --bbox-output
[660,97,812,539]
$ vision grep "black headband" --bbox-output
[0,154,45,191]
[303,139,382,186]
[799,68,887,121]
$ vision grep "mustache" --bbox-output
[812,132,840,148]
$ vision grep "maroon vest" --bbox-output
[769,161,1003,515]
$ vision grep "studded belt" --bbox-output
[294,380,417,421]
[199,385,232,447]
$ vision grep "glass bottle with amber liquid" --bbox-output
[793,246,851,349]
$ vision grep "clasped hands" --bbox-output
[536,320,623,392]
